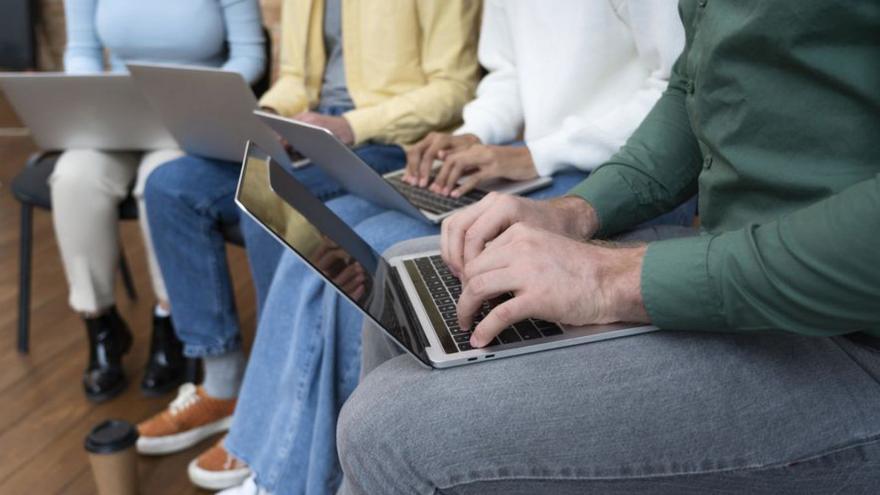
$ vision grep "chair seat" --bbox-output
[11,152,140,219]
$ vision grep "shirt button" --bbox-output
[698,0,708,7]
[703,155,713,169]
[686,80,695,94]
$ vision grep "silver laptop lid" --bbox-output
[235,142,431,365]
[253,110,426,221]
[0,73,176,150]
[127,63,293,168]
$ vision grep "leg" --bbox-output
[18,203,33,353]
[49,149,140,401]
[340,324,880,494]
[134,149,192,395]
[226,198,432,494]
[133,148,185,305]
[49,149,139,313]
[117,243,138,301]
[144,155,243,358]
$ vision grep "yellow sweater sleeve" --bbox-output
[343,0,481,145]
[258,0,309,116]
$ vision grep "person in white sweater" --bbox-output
[209,2,695,495]
[406,0,686,197]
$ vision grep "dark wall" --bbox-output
[0,0,37,70]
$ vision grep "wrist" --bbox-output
[459,133,482,146]
[550,196,600,240]
[600,245,650,324]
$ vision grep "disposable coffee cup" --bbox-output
[84,419,140,495]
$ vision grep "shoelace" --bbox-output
[169,383,200,416]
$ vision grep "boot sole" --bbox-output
[188,457,251,491]
[136,416,233,455]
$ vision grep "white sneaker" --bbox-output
[217,475,272,495]
[188,436,251,490]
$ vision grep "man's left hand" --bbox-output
[456,223,650,348]
[293,112,355,145]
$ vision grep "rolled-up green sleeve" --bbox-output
[642,174,880,336]
[568,53,702,238]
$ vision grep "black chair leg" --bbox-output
[18,204,33,354]
[119,244,138,301]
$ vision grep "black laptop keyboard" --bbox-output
[387,175,486,215]
[413,255,564,352]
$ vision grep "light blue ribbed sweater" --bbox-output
[63,0,265,84]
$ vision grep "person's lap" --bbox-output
[336,234,880,495]
[340,328,880,494]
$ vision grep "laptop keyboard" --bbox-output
[413,255,563,353]
[387,175,486,215]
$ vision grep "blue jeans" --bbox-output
[144,141,405,357]
[227,170,699,494]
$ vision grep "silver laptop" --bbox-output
[127,63,304,169]
[255,110,553,224]
[0,73,176,150]
[236,142,657,368]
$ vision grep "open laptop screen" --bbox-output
[235,143,431,366]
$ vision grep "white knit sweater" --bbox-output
[456,0,684,176]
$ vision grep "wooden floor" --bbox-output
[0,100,257,494]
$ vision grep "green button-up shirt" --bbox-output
[570,0,880,336]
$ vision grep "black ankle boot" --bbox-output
[140,313,187,396]
[83,307,133,403]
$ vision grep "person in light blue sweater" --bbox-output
[51,0,265,404]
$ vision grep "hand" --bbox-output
[456,223,649,347]
[441,192,599,277]
[430,144,538,197]
[404,132,481,187]
[293,112,355,145]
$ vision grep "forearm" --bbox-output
[219,0,266,85]
[642,174,880,335]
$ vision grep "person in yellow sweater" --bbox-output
[138,0,481,491]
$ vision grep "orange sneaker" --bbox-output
[136,383,235,455]
[188,436,252,490]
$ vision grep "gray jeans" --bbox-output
[336,230,880,494]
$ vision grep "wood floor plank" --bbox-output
[1,132,257,494]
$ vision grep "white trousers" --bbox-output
[49,148,183,313]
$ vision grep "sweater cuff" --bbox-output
[343,106,385,146]
[641,234,726,331]
[258,78,307,118]
[455,119,496,145]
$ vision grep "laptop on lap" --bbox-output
[255,111,553,223]
[235,142,657,369]
[0,73,176,150]
[127,63,305,169]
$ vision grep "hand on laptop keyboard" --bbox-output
[429,144,539,198]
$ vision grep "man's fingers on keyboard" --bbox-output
[441,200,488,275]
[471,298,532,348]
[456,268,513,330]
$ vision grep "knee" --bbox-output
[143,157,191,202]
[51,151,121,199]
[337,361,430,492]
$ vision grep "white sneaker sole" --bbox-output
[188,457,252,491]
[136,416,233,455]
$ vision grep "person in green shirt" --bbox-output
[333,1,880,493]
